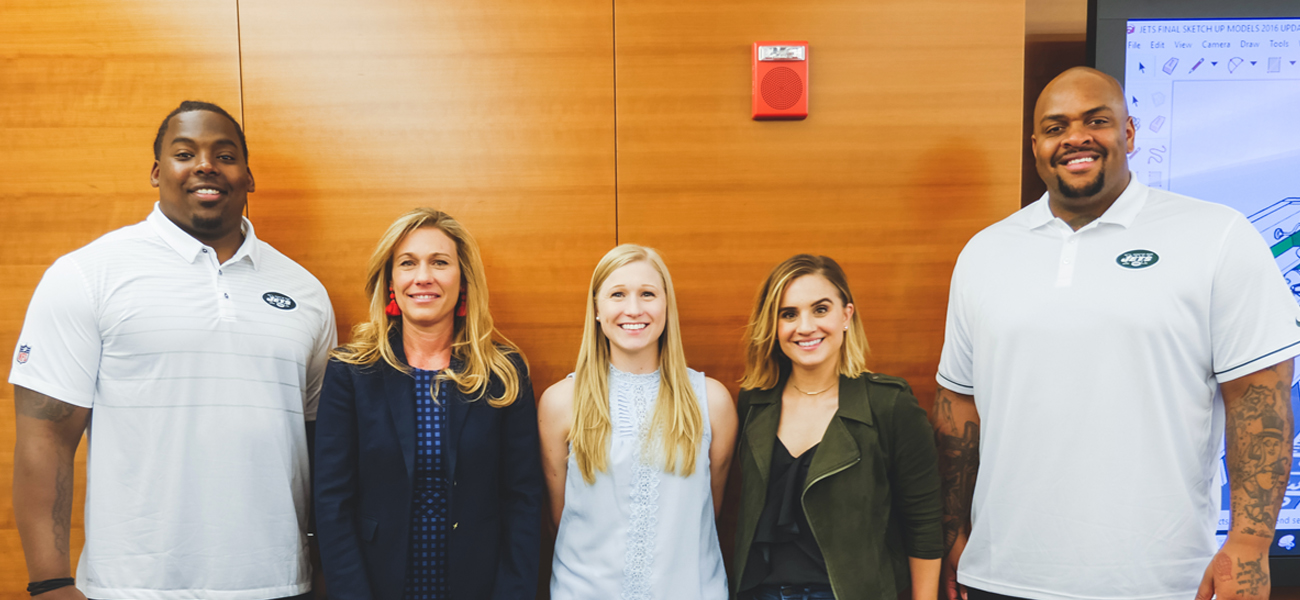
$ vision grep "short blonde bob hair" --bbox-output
[333,208,524,406]
[740,254,870,390]
[569,244,704,484]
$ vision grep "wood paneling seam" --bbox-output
[236,0,249,220]
[612,0,620,245]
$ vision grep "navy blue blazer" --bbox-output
[313,339,542,600]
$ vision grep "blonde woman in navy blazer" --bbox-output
[314,208,541,600]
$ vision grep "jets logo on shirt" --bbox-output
[262,292,298,311]
[17,344,31,364]
[1116,250,1159,269]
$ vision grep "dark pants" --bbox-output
[967,587,1034,600]
[749,584,837,600]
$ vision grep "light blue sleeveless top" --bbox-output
[550,366,727,600]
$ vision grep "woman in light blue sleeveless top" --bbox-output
[538,244,738,600]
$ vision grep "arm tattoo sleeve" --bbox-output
[13,386,89,563]
[934,388,979,552]
[1225,363,1294,538]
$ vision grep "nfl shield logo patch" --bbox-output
[17,344,31,364]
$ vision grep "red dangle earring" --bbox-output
[385,288,402,316]
[456,287,468,317]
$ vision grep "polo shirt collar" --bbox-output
[1094,176,1146,228]
[147,202,261,267]
[1021,175,1148,231]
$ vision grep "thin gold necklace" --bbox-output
[790,380,836,396]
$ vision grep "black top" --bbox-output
[738,439,832,592]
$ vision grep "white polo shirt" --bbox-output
[937,179,1300,600]
[10,205,336,600]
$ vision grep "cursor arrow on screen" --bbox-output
[1139,63,1146,73]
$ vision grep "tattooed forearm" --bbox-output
[13,385,88,580]
[1235,556,1268,596]
[1223,361,1295,539]
[933,388,980,552]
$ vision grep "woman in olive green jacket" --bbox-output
[733,254,942,600]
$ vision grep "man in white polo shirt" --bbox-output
[933,67,1300,600]
[11,101,335,600]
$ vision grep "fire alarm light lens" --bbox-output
[758,46,806,61]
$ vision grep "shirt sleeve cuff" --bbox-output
[936,371,974,395]
[8,372,94,408]
[1215,339,1300,383]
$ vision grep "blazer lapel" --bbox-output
[384,369,417,484]
[445,356,469,487]
[386,330,417,482]
[744,385,781,489]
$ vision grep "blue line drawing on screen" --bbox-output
[1189,58,1204,74]
[1148,145,1166,164]
[1164,57,1179,75]
[1148,171,1162,189]
[1152,92,1165,107]
[1229,57,1244,73]
[1249,197,1300,300]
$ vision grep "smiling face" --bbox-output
[391,226,462,330]
[594,260,668,360]
[1032,68,1134,216]
[776,274,854,371]
[151,110,254,244]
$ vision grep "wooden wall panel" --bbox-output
[0,1,242,593]
[236,0,617,396]
[614,0,1025,405]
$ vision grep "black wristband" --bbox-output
[27,578,75,596]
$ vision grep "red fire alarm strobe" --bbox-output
[752,41,808,120]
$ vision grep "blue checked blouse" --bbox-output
[404,368,450,599]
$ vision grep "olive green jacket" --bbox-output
[733,372,943,600]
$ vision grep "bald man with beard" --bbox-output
[931,67,1300,600]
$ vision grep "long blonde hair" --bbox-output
[740,254,870,390]
[333,208,524,406]
[570,245,704,484]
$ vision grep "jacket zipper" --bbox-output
[801,456,860,600]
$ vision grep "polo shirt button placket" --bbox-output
[1056,232,1081,288]
[207,248,236,321]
